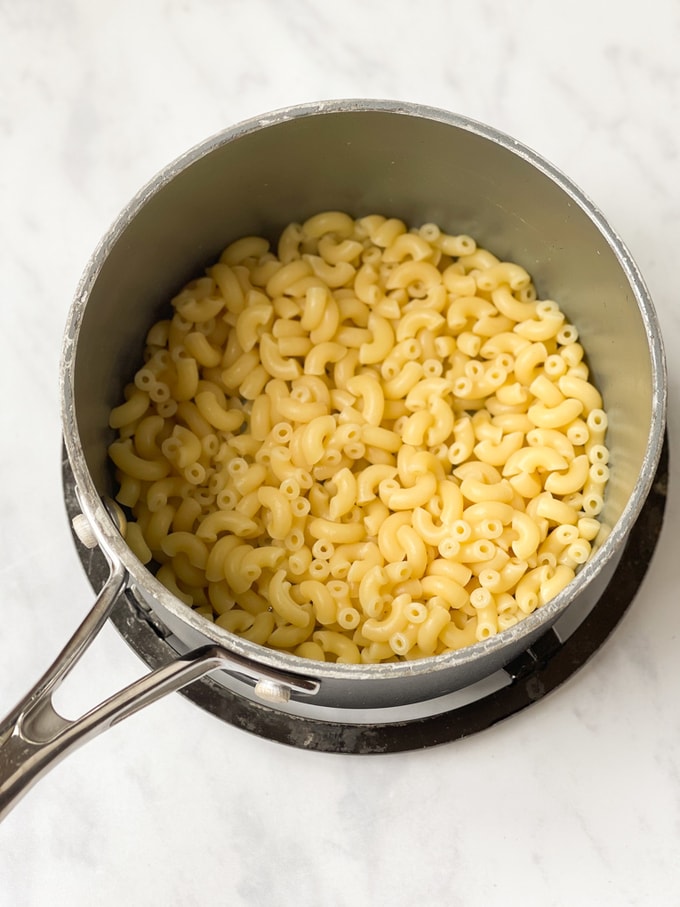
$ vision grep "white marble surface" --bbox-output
[1,1,679,904]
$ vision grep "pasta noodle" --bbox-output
[108,212,610,664]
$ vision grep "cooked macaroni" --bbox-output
[109,213,610,664]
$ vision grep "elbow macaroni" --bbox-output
[108,212,610,663]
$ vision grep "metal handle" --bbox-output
[0,561,319,822]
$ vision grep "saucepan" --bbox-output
[0,99,666,820]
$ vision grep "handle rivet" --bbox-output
[71,513,98,549]
[254,679,291,704]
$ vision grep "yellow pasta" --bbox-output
[359,314,395,364]
[108,212,610,663]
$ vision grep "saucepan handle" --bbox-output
[0,562,319,822]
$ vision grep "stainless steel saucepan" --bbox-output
[0,100,666,820]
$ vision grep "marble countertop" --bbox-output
[1,2,678,905]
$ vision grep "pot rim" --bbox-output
[60,98,668,685]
